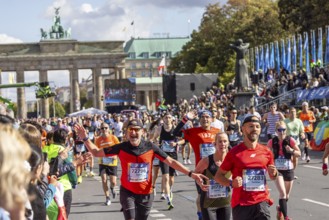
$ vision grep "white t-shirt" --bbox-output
[211,119,224,132]
[113,121,123,138]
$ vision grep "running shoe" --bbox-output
[183,159,187,165]
[302,153,306,161]
[167,202,174,210]
[89,171,95,177]
[187,159,192,164]
[105,198,111,206]
[285,216,292,220]
[306,156,310,163]
[276,205,283,220]
[77,176,82,184]
[111,188,116,199]
[160,193,166,200]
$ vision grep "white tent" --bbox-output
[68,107,107,117]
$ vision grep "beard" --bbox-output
[246,132,259,142]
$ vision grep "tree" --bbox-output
[50,100,66,118]
[169,0,289,83]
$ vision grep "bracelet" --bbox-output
[188,170,193,177]
[323,163,328,170]
[82,137,89,142]
[182,116,189,123]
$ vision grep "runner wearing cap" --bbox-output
[215,115,278,220]
[74,119,208,220]
[173,109,221,220]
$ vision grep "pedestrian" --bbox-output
[267,121,301,220]
[262,102,285,140]
[74,119,207,220]
[195,132,231,220]
[215,115,278,220]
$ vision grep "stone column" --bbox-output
[16,70,27,119]
[69,68,80,113]
[92,67,103,110]
[39,70,49,118]
[144,90,150,110]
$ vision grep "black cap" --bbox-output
[242,114,260,125]
[127,119,143,128]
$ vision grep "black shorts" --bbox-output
[120,186,154,220]
[278,169,294,181]
[305,132,313,141]
[99,164,117,176]
[233,201,270,220]
[160,153,177,176]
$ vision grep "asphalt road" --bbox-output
[69,149,329,220]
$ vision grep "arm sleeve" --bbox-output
[103,143,121,156]
[153,144,169,161]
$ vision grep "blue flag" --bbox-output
[260,45,264,72]
[270,42,275,69]
[298,34,303,69]
[292,35,297,72]
[311,29,316,64]
[286,38,291,73]
[264,44,269,73]
[275,41,280,74]
[304,32,310,73]
[318,27,323,66]
[325,26,329,65]
[255,47,259,71]
[281,39,286,70]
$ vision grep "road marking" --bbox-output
[302,198,329,208]
[149,213,166,217]
[150,210,159,213]
[303,165,321,170]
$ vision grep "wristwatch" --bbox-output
[82,137,89,142]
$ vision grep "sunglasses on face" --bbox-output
[127,127,142,132]
[277,128,286,132]
[101,127,109,130]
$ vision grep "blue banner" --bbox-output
[318,27,323,66]
[255,47,259,71]
[297,86,329,102]
[270,42,275,69]
[286,38,291,73]
[281,39,286,70]
[264,44,269,73]
[298,34,303,69]
[304,32,310,73]
[275,41,280,74]
[311,29,316,63]
[292,35,297,72]
[260,45,264,72]
[325,26,329,65]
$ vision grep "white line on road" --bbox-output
[303,165,321,170]
[149,213,166,217]
[150,210,159,213]
[302,198,329,208]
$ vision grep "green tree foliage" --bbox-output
[50,100,66,118]
[169,0,289,83]
[278,0,329,33]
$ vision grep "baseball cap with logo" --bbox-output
[127,119,143,128]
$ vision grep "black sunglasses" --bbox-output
[101,127,109,130]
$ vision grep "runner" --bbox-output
[215,115,278,220]
[195,132,231,220]
[94,122,120,206]
[74,119,207,220]
[299,102,316,163]
[173,109,221,220]
[225,108,242,148]
[267,121,301,220]
[262,102,285,140]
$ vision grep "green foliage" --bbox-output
[84,99,93,108]
[168,0,290,77]
[50,100,66,118]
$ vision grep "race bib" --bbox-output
[88,132,95,140]
[128,163,149,182]
[303,120,310,127]
[229,133,239,141]
[207,179,228,198]
[75,144,85,153]
[200,143,215,158]
[102,157,115,165]
[162,140,175,152]
[275,156,292,170]
[153,157,160,166]
[243,169,266,192]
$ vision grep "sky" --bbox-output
[0,0,225,102]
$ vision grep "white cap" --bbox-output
[302,102,308,106]
[321,106,328,110]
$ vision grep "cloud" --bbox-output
[0,34,22,44]
[132,0,219,8]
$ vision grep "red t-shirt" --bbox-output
[183,127,220,166]
[220,142,274,208]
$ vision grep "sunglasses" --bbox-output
[101,127,109,130]
[277,128,286,132]
[128,127,142,132]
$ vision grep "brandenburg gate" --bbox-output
[0,8,126,119]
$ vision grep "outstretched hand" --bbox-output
[74,123,88,140]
